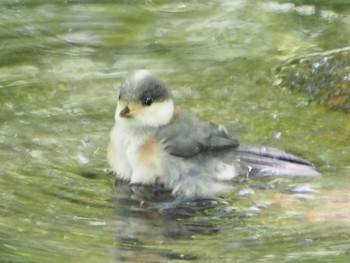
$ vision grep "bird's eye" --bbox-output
[143,97,153,106]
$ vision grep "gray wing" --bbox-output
[156,109,239,157]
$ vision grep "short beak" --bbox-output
[119,105,131,117]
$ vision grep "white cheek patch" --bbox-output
[137,100,174,127]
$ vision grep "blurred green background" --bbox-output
[0,1,349,262]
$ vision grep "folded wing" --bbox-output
[156,108,239,157]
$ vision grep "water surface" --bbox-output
[1,1,349,262]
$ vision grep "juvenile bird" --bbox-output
[108,70,320,198]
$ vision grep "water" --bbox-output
[1,1,349,262]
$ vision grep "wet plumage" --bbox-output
[108,70,320,198]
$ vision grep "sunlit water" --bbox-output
[0,1,349,262]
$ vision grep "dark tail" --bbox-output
[237,146,321,178]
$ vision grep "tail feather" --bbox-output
[237,146,321,178]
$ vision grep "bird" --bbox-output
[107,70,321,198]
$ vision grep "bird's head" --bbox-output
[116,70,175,128]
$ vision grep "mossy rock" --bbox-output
[274,47,350,114]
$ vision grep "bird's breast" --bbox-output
[109,123,166,185]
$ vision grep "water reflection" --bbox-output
[107,178,331,262]
[109,181,220,261]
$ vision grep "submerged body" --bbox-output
[108,70,320,198]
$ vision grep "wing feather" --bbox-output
[156,108,239,157]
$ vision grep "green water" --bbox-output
[1,1,349,262]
